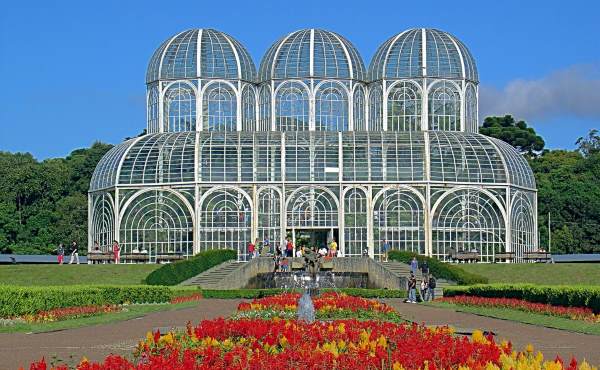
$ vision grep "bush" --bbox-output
[443,284,600,312]
[145,249,237,286]
[387,250,488,285]
[201,288,406,299]
[0,285,197,317]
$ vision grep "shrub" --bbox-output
[200,288,406,299]
[443,284,600,312]
[145,249,237,286]
[0,285,196,317]
[387,250,488,285]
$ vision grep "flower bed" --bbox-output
[23,304,123,323]
[439,295,600,323]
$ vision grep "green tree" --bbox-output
[576,129,600,157]
[480,115,545,154]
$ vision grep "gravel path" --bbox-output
[0,299,241,370]
[385,300,600,365]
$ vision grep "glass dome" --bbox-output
[368,28,478,82]
[258,29,366,81]
[146,28,256,83]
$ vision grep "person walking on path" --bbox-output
[382,239,390,262]
[286,238,294,257]
[410,257,418,275]
[69,241,79,264]
[420,278,428,302]
[112,240,120,264]
[428,274,437,301]
[407,273,417,303]
[56,243,65,265]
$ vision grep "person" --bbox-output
[295,247,303,258]
[420,278,428,302]
[253,238,260,258]
[248,239,256,259]
[56,243,65,265]
[318,245,328,257]
[69,241,80,264]
[263,236,270,254]
[280,257,289,272]
[382,239,390,262]
[112,240,120,264]
[410,257,418,275]
[285,238,294,257]
[421,260,429,276]
[329,238,338,257]
[428,274,436,301]
[407,273,417,303]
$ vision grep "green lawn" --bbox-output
[0,264,160,286]
[457,263,600,286]
[430,302,600,336]
[0,300,201,334]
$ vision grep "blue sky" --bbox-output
[1,0,599,159]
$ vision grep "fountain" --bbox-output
[295,246,323,323]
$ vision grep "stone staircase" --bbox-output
[181,260,246,288]
[380,261,454,298]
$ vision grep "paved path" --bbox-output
[385,300,600,365]
[0,299,241,370]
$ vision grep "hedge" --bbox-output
[201,288,407,299]
[145,249,237,286]
[387,250,488,285]
[443,284,600,312]
[0,285,198,317]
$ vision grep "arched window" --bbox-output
[373,188,425,257]
[369,85,383,131]
[287,187,338,228]
[387,81,421,131]
[164,82,196,132]
[203,82,237,131]
[432,189,506,262]
[91,193,114,253]
[119,190,194,260]
[353,85,366,131]
[241,85,256,131]
[258,85,271,131]
[147,86,159,133]
[315,82,348,131]
[275,81,309,131]
[199,188,252,261]
[465,84,478,133]
[428,81,461,131]
[510,192,535,261]
[257,188,281,251]
[344,188,367,256]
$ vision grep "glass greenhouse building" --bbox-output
[89,28,537,262]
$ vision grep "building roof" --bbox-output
[146,29,256,83]
[258,29,366,81]
[368,28,478,82]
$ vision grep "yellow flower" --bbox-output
[337,322,346,334]
[526,343,534,353]
[79,356,89,364]
[158,332,174,346]
[393,361,405,370]
[471,330,489,344]
[222,338,233,350]
[279,335,288,348]
[376,335,387,349]
[145,331,154,345]
[337,339,347,352]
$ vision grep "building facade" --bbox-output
[89,28,537,262]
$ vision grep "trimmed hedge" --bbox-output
[201,288,406,299]
[0,285,198,317]
[145,249,237,286]
[387,250,488,285]
[444,284,600,312]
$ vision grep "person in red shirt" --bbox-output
[248,240,256,259]
[286,238,294,257]
[112,240,120,264]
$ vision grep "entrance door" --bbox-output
[288,228,339,251]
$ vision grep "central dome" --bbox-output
[146,28,256,83]
[259,29,366,81]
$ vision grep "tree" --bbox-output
[480,115,545,154]
[576,129,600,157]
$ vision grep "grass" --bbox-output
[457,263,600,286]
[429,301,600,336]
[0,300,201,334]
[0,264,160,286]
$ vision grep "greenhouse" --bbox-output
[89,28,537,262]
